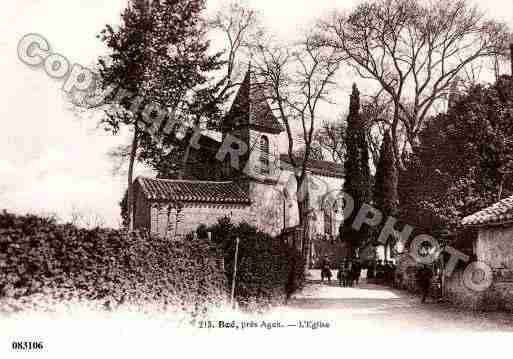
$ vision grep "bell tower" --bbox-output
[221,67,284,182]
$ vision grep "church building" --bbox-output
[131,69,346,260]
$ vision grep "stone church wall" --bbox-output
[150,202,251,238]
[249,181,286,236]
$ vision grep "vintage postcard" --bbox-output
[1,0,513,358]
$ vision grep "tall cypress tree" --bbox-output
[373,131,399,215]
[373,131,399,259]
[340,84,371,258]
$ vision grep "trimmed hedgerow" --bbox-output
[193,217,305,308]
[0,211,227,314]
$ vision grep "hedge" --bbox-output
[193,217,305,308]
[0,211,227,314]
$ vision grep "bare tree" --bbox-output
[248,33,339,267]
[175,1,260,179]
[319,0,509,166]
[315,91,394,169]
[314,118,346,163]
[360,91,395,169]
[250,34,339,221]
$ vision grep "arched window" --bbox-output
[324,202,333,239]
[259,135,270,174]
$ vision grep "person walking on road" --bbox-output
[320,256,332,284]
[352,260,362,287]
[416,265,433,303]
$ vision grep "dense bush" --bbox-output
[0,211,227,314]
[194,217,305,308]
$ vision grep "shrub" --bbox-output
[197,217,305,307]
[0,211,227,314]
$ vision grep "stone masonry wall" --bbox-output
[445,226,513,311]
[476,226,513,269]
[445,268,513,312]
[150,202,251,238]
[249,181,285,236]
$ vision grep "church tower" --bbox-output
[221,68,284,183]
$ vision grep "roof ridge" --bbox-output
[279,153,343,165]
[135,177,250,204]
[462,194,513,227]
[138,176,238,185]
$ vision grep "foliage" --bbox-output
[320,0,510,160]
[95,0,229,229]
[98,0,226,129]
[399,75,513,233]
[373,131,398,216]
[314,119,346,163]
[372,131,399,253]
[0,211,226,314]
[194,217,305,307]
[340,84,372,253]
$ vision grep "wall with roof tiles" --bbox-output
[150,202,251,238]
[445,225,513,311]
[140,162,345,240]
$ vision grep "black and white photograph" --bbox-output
[1,0,513,357]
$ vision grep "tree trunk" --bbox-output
[391,107,403,171]
[498,173,505,201]
[178,144,191,180]
[296,175,311,270]
[178,129,195,180]
[127,125,140,232]
[510,43,513,76]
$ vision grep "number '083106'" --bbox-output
[12,341,44,350]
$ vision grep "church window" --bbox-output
[324,203,333,239]
[259,135,270,174]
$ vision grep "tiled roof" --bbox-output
[136,177,250,204]
[280,154,344,178]
[223,70,285,134]
[462,195,513,227]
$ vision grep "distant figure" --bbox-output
[346,260,354,287]
[285,264,296,305]
[337,261,345,287]
[376,260,385,281]
[320,256,332,284]
[338,260,353,287]
[416,265,433,303]
[352,260,362,286]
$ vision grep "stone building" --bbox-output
[132,69,345,256]
[445,195,513,311]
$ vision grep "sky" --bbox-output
[1,0,512,228]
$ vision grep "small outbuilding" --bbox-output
[447,195,513,311]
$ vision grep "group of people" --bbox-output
[320,257,362,287]
[367,260,396,284]
[318,256,435,304]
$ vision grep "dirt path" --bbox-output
[284,279,513,333]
